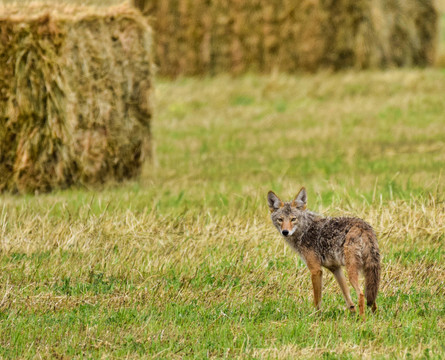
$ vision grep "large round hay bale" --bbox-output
[134,0,438,77]
[0,3,153,193]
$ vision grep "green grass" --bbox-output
[1,69,444,358]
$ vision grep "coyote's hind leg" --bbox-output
[330,267,355,313]
[345,252,365,319]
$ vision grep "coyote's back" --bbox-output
[268,187,381,317]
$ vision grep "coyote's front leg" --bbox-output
[305,251,323,309]
[310,269,323,309]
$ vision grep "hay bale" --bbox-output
[132,0,150,13]
[0,3,153,193]
[136,0,438,77]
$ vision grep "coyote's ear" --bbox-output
[292,187,307,210]
[267,191,283,212]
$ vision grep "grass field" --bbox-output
[1,69,444,358]
[1,1,445,359]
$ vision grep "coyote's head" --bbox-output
[267,187,307,238]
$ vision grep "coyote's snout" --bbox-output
[277,218,295,237]
[267,187,381,318]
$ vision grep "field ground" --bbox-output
[1,1,445,359]
[1,69,444,358]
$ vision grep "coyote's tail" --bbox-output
[364,233,381,310]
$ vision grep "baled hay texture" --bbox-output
[0,3,153,193]
[136,0,438,77]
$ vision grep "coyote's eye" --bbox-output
[277,218,283,223]
[291,218,296,222]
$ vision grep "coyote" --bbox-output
[267,187,380,317]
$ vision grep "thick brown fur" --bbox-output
[268,188,381,317]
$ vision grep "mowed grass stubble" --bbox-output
[1,69,444,358]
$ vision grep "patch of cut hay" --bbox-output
[135,0,438,77]
[0,3,153,193]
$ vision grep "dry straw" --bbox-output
[0,2,153,193]
[134,0,438,77]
